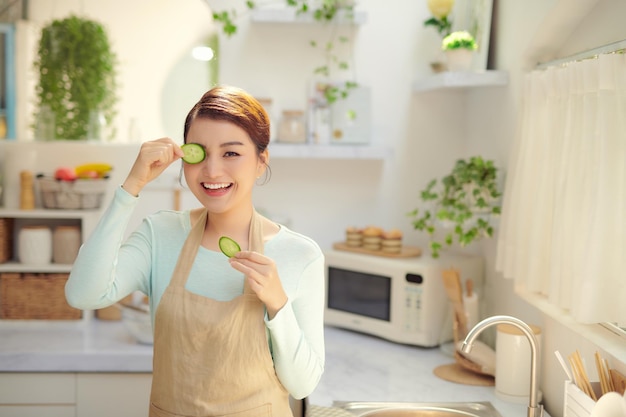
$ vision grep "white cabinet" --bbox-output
[0,373,76,417]
[0,209,101,321]
[76,373,152,417]
[0,373,151,417]
[0,209,100,273]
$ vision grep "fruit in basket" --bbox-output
[75,163,112,178]
[77,169,99,179]
[54,167,78,181]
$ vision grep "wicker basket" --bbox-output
[0,218,13,263]
[37,176,108,210]
[0,273,82,320]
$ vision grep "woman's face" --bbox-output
[183,117,267,215]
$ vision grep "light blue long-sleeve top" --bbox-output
[66,186,325,399]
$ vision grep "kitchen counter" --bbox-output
[0,321,550,416]
[0,319,152,372]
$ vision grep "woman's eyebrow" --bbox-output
[220,141,245,147]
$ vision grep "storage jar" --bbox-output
[278,110,306,143]
[53,225,81,264]
[18,225,52,265]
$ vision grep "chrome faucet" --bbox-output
[461,315,543,417]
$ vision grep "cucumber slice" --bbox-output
[219,236,241,258]
[181,143,206,164]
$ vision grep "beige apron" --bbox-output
[149,208,291,417]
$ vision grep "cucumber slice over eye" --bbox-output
[181,143,206,164]
[219,236,241,258]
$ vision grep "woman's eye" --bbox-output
[224,151,239,157]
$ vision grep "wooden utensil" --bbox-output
[610,368,626,395]
[595,351,612,395]
[569,350,597,400]
[441,268,467,341]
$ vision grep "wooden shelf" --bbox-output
[413,70,509,92]
[0,262,72,273]
[0,208,100,218]
[268,143,390,160]
[251,7,367,24]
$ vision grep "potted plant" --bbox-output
[33,15,118,140]
[441,30,477,71]
[423,0,454,38]
[408,156,502,258]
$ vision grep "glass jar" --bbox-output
[278,110,306,143]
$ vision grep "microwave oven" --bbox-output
[324,249,484,347]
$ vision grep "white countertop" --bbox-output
[0,320,549,416]
[0,319,152,372]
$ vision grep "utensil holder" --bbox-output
[564,380,600,417]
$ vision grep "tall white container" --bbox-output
[18,225,52,264]
[495,323,542,403]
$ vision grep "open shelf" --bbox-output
[0,262,73,273]
[413,70,509,92]
[268,143,390,160]
[251,7,367,24]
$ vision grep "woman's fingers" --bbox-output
[229,252,287,318]
[123,138,183,195]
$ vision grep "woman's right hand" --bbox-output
[122,138,185,196]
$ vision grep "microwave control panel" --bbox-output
[404,273,424,333]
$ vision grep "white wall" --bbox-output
[8,1,626,416]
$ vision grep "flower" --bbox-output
[427,0,455,19]
[423,0,454,37]
[442,31,478,51]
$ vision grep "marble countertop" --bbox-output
[0,319,153,372]
[0,320,548,416]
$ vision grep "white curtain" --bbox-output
[496,53,626,324]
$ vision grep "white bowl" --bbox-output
[119,304,153,345]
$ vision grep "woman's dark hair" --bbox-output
[183,85,270,156]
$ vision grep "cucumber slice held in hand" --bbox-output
[219,236,241,258]
[181,143,206,164]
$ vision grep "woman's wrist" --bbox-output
[121,179,142,197]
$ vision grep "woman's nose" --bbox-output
[201,155,222,177]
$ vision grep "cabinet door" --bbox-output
[76,373,152,417]
[0,405,76,417]
[0,373,76,404]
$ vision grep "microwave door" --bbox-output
[327,267,391,321]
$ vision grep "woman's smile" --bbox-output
[201,181,233,196]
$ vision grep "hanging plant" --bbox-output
[33,15,118,140]
[211,0,359,103]
[408,156,502,258]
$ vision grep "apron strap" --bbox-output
[169,207,207,287]
[243,210,264,294]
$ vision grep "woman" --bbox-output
[66,85,325,416]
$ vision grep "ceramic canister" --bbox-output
[52,225,81,264]
[18,225,52,264]
[495,323,542,403]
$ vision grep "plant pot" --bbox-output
[445,48,474,71]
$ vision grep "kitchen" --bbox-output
[0,0,625,416]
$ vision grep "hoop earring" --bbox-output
[256,166,271,186]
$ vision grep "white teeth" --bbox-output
[202,182,231,190]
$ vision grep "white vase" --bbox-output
[445,49,474,71]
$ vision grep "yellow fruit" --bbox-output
[75,163,113,177]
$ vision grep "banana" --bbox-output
[75,162,113,178]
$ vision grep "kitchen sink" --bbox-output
[332,401,503,417]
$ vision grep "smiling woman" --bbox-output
[66,85,326,415]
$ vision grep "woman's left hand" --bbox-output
[229,252,287,319]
